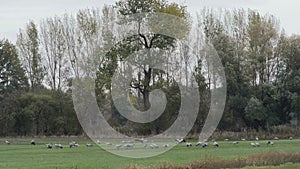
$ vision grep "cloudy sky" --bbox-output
[1,0,299,42]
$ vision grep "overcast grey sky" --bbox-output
[1,0,299,42]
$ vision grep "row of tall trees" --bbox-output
[0,0,299,136]
[199,9,300,132]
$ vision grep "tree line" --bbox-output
[0,0,299,136]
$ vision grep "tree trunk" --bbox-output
[142,67,152,110]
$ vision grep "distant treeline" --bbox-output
[0,0,300,136]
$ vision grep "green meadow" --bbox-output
[0,137,299,169]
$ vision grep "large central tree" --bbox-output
[113,0,190,110]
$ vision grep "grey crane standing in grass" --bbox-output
[46,144,52,149]
[135,138,147,143]
[267,141,274,146]
[124,143,134,149]
[233,141,239,145]
[69,141,79,148]
[150,143,159,149]
[86,143,93,147]
[175,138,186,143]
[115,144,122,150]
[5,140,10,145]
[31,139,35,145]
[54,143,63,149]
[186,142,192,147]
[251,142,260,147]
[212,141,219,147]
[195,141,202,147]
[196,141,208,148]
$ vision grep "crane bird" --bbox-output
[69,141,76,148]
[233,141,239,145]
[46,143,52,149]
[267,141,274,146]
[54,143,63,149]
[31,139,36,145]
[251,142,260,147]
[274,137,279,140]
[96,140,101,144]
[202,143,208,148]
[135,138,147,143]
[212,141,219,147]
[256,137,259,141]
[150,143,159,149]
[241,138,246,141]
[196,141,208,148]
[175,138,186,143]
[5,140,10,145]
[186,142,192,147]
[86,143,93,147]
[124,143,134,149]
[195,141,202,146]
[115,144,122,150]
[69,141,79,148]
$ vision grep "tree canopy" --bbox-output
[0,1,300,136]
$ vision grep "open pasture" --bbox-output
[0,137,300,169]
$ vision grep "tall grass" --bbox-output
[124,152,300,169]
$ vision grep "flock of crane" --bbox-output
[2,136,295,150]
[4,139,88,149]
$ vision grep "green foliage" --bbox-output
[0,90,82,136]
[1,2,300,136]
[17,21,44,90]
[0,39,28,93]
[115,0,166,15]
[245,97,267,129]
[95,0,192,133]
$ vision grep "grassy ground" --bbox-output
[244,163,300,169]
[0,137,299,169]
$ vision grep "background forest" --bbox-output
[1,0,300,137]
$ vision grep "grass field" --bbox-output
[244,163,300,169]
[0,137,299,169]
